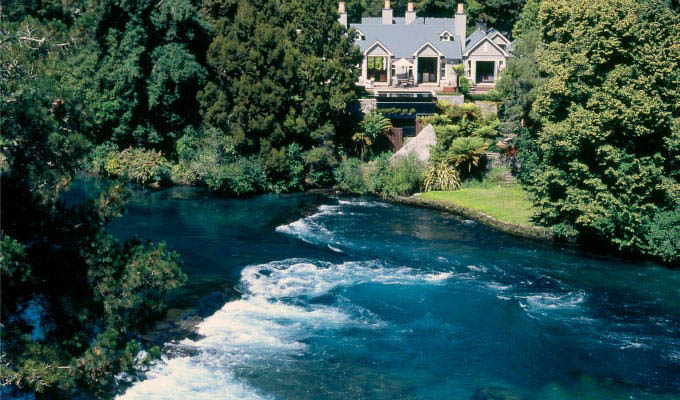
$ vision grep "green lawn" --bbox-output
[419,185,537,227]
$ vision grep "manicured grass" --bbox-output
[419,185,537,227]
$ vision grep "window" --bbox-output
[440,61,446,79]
[367,56,388,82]
[467,60,471,77]
[391,64,395,78]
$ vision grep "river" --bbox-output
[67,178,680,399]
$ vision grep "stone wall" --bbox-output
[437,95,464,105]
[474,100,498,116]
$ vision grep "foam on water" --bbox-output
[242,259,451,299]
[118,356,269,400]
[523,291,586,310]
[275,205,342,248]
[337,199,390,207]
[118,258,452,399]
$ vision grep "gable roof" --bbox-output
[488,29,510,45]
[364,40,393,56]
[464,29,487,52]
[351,23,463,59]
[412,42,444,57]
[463,34,511,57]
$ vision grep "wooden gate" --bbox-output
[386,127,404,152]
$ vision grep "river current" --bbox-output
[68,179,680,399]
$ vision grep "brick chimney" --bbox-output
[338,1,347,28]
[405,2,416,24]
[382,0,393,24]
[454,3,466,47]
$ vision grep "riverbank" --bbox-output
[393,193,554,242]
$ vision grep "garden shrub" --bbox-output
[202,156,267,196]
[447,137,489,175]
[89,142,118,174]
[386,153,426,197]
[103,148,171,185]
[334,152,425,198]
[177,127,268,195]
[645,208,680,265]
[424,161,461,192]
[335,158,369,195]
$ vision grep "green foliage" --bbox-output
[174,127,268,195]
[466,91,503,102]
[1,10,185,398]
[459,76,471,95]
[447,136,489,175]
[89,142,119,174]
[645,208,680,265]
[85,0,209,154]
[511,0,540,39]
[334,153,425,198]
[103,148,172,185]
[496,28,543,133]
[422,101,499,167]
[378,107,417,115]
[424,162,462,192]
[200,0,362,186]
[385,153,426,197]
[335,158,370,194]
[353,111,392,159]
[524,0,680,258]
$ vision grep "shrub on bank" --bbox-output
[90,142,119,174]
[103,148,171,185]
[334,157,369,195]
[175,128,267,195]
[645,208,680,265]
[424,162,461,192]
[335,152,425,198]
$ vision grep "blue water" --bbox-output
[68,179,680,399]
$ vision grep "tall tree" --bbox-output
[87,0,209,154]
[1,9,186,398]
[526,0,680,261]
[200,0,361,187]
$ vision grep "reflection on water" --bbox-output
[66,177,680,399]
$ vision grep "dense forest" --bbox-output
[1,0,679,398]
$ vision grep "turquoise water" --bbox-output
[69,180,680,399]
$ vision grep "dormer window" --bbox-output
[439,30,453,41]
[355,30,365,40]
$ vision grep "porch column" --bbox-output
[414,57,418,85]
[493,60,498,83]
[437,57,441,85]
[387,57,392,86]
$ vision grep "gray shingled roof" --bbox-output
[351,23,463,59]
[359,17,456,26]
[464,29,487,52]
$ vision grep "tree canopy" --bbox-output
[1,4,186,398]
[520,0,680,262]
[199,0,361,188]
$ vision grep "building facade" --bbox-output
[338,1,511,90]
